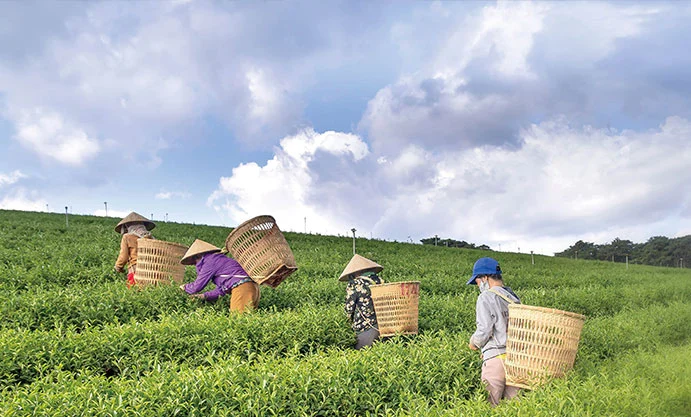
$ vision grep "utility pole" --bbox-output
[46,204,49,212]
[435,234,438,246]
[304,217,307,234]
[104,202,108,217]
[64,206,69,228]
[531,250,534,265]
[151,213,153,221]
[351,228,357,255]
[165,213,168,222]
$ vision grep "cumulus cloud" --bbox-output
[10,108,101,166]
[0,170,26,187]
[361,1,670,154]
[0,188,47,212]
[155,191,191,200]
[209,118,691,254]
[208,128,372,234]
[0,1,391,170]
[0,170,48,212]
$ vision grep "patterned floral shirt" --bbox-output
[344,274,383,333]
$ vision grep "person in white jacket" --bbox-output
[467,257,521,406]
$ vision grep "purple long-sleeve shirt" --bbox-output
[184,252,251,301]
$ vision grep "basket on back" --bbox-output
[370,281,420,337]
[504,304,585,390]
[134,239,188,286]
[224,215,297,288]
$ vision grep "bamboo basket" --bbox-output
[370,281,420,337]
[134,239,188,286]
[504,304,586,390]
[224,215,297,288]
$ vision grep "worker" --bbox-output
[114,212,155,288]
[467,256,521,406]
[340,254,384,349]
[179,239,260,312]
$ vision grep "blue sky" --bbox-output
[1,0,691,255]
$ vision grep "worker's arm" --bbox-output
[114,235,129,272]
[469,294,495,350]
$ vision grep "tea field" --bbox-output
[0,209,689,416]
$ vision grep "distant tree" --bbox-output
[420,237,491,250]
[555,240,598,259]
[556,235,690,268]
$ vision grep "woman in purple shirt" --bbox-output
[180,239,260,312]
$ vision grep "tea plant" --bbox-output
[0,209,689,416]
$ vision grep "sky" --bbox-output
[1,0,691,256]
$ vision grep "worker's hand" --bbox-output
[468,342,478,351]
[114,266,123,273]
[179,284,186,291]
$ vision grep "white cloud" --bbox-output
[11,108,100,166]
[0,188,47,212]
[155,191,191,200]
[208,128,370,234]
[535,2,659,67]
[0,0,386,171]
[435,1,548,79]
[0,170,26,187]
[208,117,691,255]
[93,208,132,218]
[361,1,662,154]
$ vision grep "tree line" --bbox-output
[555,235,690,268]
[421,234,690,269]
[420,237,490,250]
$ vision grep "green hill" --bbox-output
[1,209,689,416]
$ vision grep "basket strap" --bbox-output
[488,288,516,304]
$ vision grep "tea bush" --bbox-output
[0,209,689,415]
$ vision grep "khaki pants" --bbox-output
[229,281,260,313]
[481,356,520,406]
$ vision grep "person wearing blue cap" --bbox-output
[466,257,521,406]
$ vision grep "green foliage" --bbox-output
[420,236,490,250]
[0,209,690,415]
[556,235,691,268]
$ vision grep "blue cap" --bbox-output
[466,257,502,285]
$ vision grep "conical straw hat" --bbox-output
[338,254,383,281]
[115,212,156,233]
[180,239,222,265]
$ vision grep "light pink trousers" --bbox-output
[482,356,520,406]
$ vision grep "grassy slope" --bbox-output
[0,209,689,415]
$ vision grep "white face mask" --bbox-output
[478,279,490,293]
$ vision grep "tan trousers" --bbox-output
[229,281,260,313]
[482,356,520,406]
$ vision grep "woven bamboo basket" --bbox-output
[134,239,188,286]
[224,215,297,288]
[370,281,420,337]
[504,304,586,390]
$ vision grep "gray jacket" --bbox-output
[470,286,520,361]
